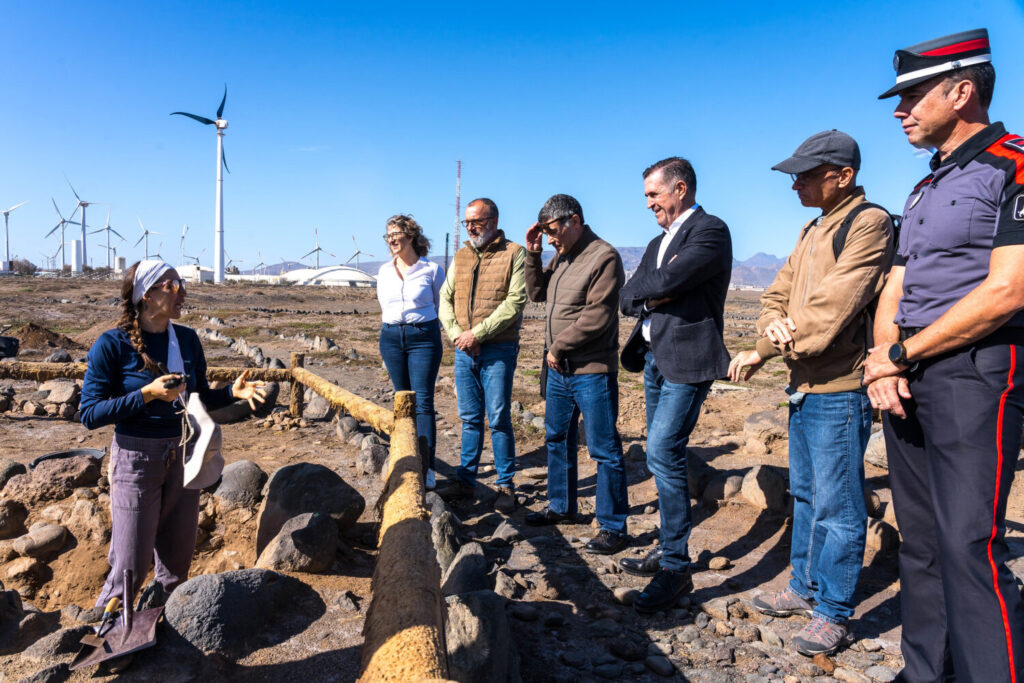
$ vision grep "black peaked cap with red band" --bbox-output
[879,28,991,99]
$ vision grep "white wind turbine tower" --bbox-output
[65,177,97,268]
[45,199,80,271]
[345,236,374,271]
[172,85,229,284]
[89,209,125,270]
[253,251,266,276]
[179,225,189,266]
[135,217,161,259]
[2,201,27,269]
[301,228,334,269]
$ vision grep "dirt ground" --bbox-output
[2,277,1024,681]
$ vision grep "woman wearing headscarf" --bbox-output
[80,260,265,606]
[376,215,444,488]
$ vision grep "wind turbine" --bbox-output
[184,248,206,265]
[98,236,125,272]
[253,252,266,276]
[2,201,27,269]
[151,242,165,261]
[345,236,374,271]
[45,199,80,271]
[225,250,243,271]
[134,217,161,259]
[179,225,189,266]
[65,177,97,268]
[301,228,334,269]
[89,209,125,270]
[171,85,229,284]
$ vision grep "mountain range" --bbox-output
[250,251,786,287]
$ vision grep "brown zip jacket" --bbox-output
[755,188,894,393]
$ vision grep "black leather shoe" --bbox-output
[524,507,576,526]
[585,530,629,555]
[633,569,693,614]
[619,547,663,576]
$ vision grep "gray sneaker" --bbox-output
[751,588,813,617]
[792,615,851,656]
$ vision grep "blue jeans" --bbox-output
[644,351,711,572]
[379,320,443,466]
[787,390,871,623]
[454,342,517,488]
[544,370,628,534]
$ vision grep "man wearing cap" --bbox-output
[617,157,732,612]
[729,131,894,655]
[864,29,1024,681]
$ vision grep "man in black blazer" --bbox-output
[618,156,732,613]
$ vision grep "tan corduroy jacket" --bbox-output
[755,188,894,393]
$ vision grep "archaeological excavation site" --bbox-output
[1,277,1018,683]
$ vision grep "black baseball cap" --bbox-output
[771,130,861,175]
[878,28,991,99]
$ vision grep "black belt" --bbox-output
[383,319,437,329]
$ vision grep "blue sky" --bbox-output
[2,1,1023,269]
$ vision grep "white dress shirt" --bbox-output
[376,258,444,324]
[642,205,699,342]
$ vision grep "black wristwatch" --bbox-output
[888,342,909,366]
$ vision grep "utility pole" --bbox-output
[453,159,462,252]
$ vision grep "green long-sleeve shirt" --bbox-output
[438,246,527,342]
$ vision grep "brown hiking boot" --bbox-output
[495,487,516,514]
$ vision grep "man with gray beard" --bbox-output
[437,198,527,513]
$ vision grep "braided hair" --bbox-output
[116,261,162,374]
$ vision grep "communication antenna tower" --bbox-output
[453,159,462,254]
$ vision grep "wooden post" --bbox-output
[289,352,305,418]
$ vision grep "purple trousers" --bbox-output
[96,433,200,607]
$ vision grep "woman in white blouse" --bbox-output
[376,215,445,488]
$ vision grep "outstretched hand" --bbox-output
[232,370,268,411]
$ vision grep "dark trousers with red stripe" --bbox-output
[884,338,1024,683]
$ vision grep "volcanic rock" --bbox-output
[441,542,488,596]
[446,590,520,683]
[256,463,365,555]
[255,512,337,573]
[0,458,27,491]
[12,523,67,559]
[741,465,788,511]
[0,500,28,540]
[215,460,267,509]
[3,456,100,505]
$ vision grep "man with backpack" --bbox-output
[728,130,894,656]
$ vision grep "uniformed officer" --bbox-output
[864,28,1024,682]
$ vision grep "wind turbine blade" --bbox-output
[149,230,162,236]
[105,208,111,227]
[67,205,80,222]
[344,254,356,265]
[134,235,146,247]
[137,216,146,231]
[6,201,27,213]
[217,84,227,119]
[363,253,375,258]
[51,198,64,220]
[110,228,125,240]
[66,220,81,227]
[65,176,81,202]
[221,144,230,174]
[88,228,105,235]
[170,112,216,126]
[45,224,61,238]
[301,249,316,259]
[326,251,336,258]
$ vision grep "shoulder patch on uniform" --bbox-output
[1004,138,1024,155]
[1015,194,1024,221]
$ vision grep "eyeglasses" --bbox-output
[789,167,841,184]
[460,217,494,229]
[538,216,571,236]
[382,231,406,242]
[156,278,186,295]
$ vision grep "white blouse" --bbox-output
[376,258,445,324]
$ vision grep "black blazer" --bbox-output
[619,206,732,384]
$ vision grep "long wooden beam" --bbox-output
[290,366,394,435]
[359,390,448,681]
[0,361,290,383]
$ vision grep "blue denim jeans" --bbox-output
[544,370,629,534]
[787,389,871,623]
[454,342,517,488]
[644,351,711,572]
[379,319,443,466]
